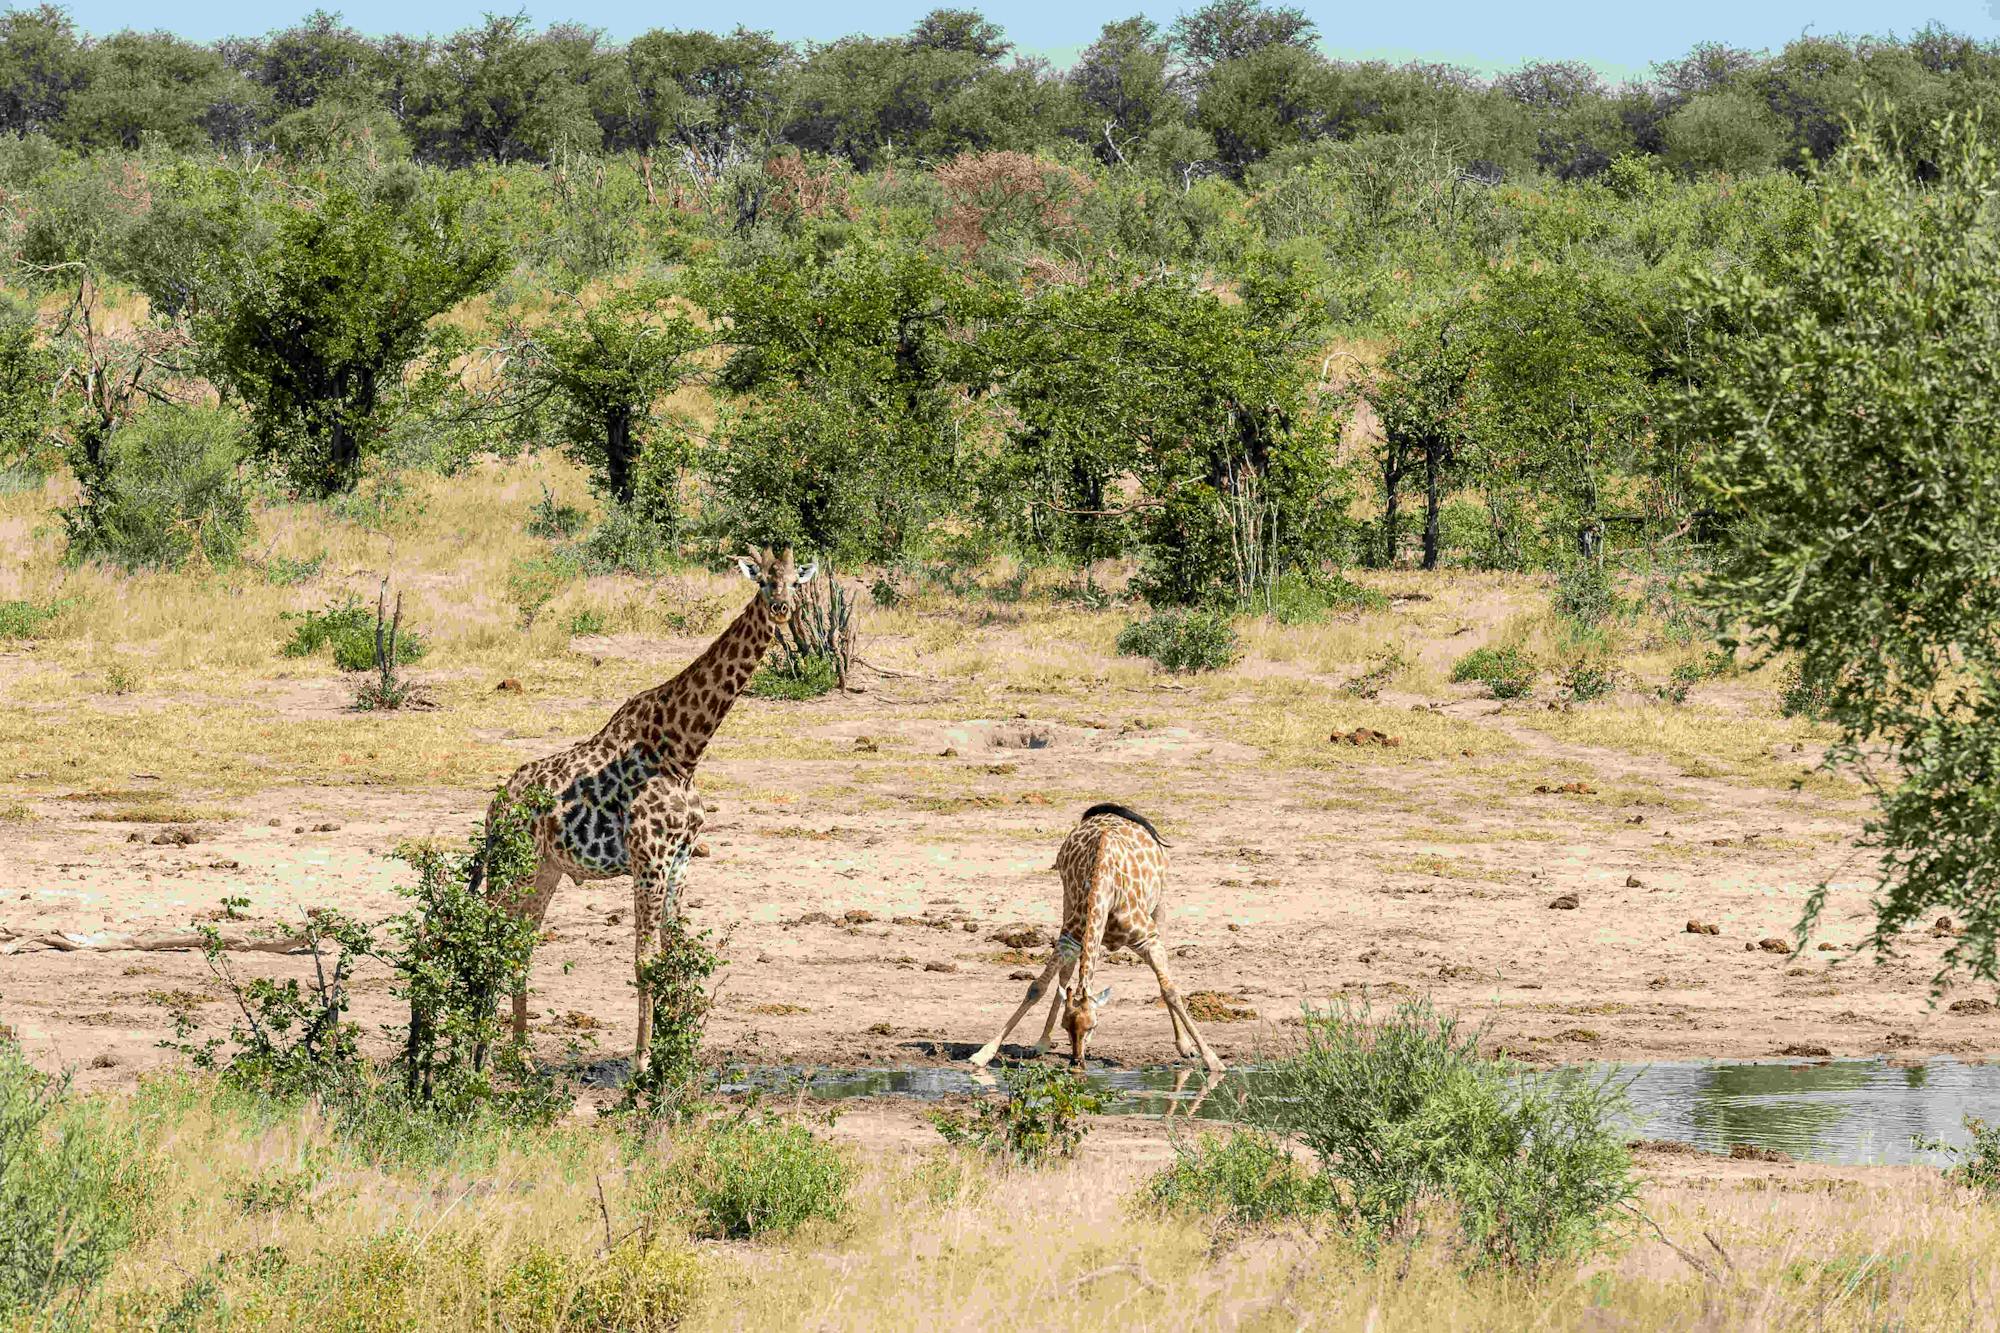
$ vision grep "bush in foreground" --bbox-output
[1256,999,1636,1274]
[1147,1129,1333,1225]
[1116,609,1241,672]
[673,1114,852,1240]
[931,1065,1107,1165]
[60,406,252,571]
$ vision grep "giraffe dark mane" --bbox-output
[1080,802,1168,847]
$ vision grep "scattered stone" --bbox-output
[1685,920,1720,935]
[1949,998,1994,1015]
[1818,942,1837,951]
[866,1021,893,1035]
[692,842,711,858]
[795,911,833,926]
[150,826,199,846]
[853,736,878,753]
[924,961,957,974]
[495,679,522,692]
[1548,893,1580,911]
[843,909,877,925]
[1624,875,1643,888]
[1534,781,1597,795]
[87,1052,119,1070]
[1757,938,1792,955]
[1777,1043,1831,1058]
[1553,1028,1602,1043]
[990,924,1049,950]
[1008,970,1037,982]
[1332,727,1403,747]
[961,921,978,933]
[940,747,959,758]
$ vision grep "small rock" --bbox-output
[843,910,877,925]
[990,924,1048,949]
[1226,923,1240,932]
[1624,875,1642,888]
[853,736,878,753]
[150,826,199,846]
[692,842,711,858]
[1548,894,1580,910]
[1949,998,1994,1015]
[1729,1143,1793,1163]
[87,1052,119,1070]
[1685,920,1720,935]
[1777,1043,1831,1058]
[924,961,956,974]
[1818,942,1837,951]
[795,911,834,926]
[495,679,523,692]
[268,818,282,827]
[1758,938,1792,954]
[1008,970,1037,981]
[940,747,959,757]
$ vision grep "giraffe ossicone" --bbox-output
[968,803,1223,1073]
[490,545,816,1068]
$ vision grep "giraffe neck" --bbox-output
[614,591,777,773]
[1073,831,1117,1013]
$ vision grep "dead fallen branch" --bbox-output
[0,927,310,955]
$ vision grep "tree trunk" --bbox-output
[605,405,635,506]
[328,422,361,494]
[1421,439,1444,571]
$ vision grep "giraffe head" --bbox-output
[1057,981,1113,1066]
[736,546,817,624]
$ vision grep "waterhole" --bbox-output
[707,1058,2000,1167]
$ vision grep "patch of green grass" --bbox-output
[1147,1130,1334,1225]
[262,553,326,587]
[1116,610,1241,673]
[671,1115,852,1239]
[0,597,72,640]
[1451,645,1536,699]
[749,654,841,700]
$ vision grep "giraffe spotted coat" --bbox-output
[969,805,1223,1072]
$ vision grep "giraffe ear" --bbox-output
[1092,985,1113,1006]
[737,557,760,582]
[1053,983,1070,1006]
[795,560,818,586]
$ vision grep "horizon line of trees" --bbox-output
[1,3,1998,181]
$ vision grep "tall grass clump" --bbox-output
[1451,644,1536,699]
[0,1040,151,1320]
[930,1066,1107,1165]
[1116,609,1241,672]
[1255,999,1636,1274]
[669,1113,852,1239]
[60,406,253,571]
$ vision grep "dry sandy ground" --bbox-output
[3,598,1995,1098]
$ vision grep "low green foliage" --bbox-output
[621,913,720,1121]
[0,597,73,640]
[0,1039,151,1319]
[749,654,842,700]
[280,596,426,671]
[1146,1129,1333,1225]
[1558,659,1617,704]
[526,485,589,539]
[1927,1117,2000,1198]
[1267,570,1387,625]
[930,1065,1108,1165]
[60,406,253,571]
[1116,609,1241,672]
[566,607,607,636]
[562,504,678,575]
[1451,645,1536,699]
[674,1114,852,1239]
[1553,561,1619,627]
[262,552,326,586]
[1257,999,1636,1274]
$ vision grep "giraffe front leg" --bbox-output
[970,948,1065,1067]
[1033,948,1080,1056]
[1134,939,1224,1072]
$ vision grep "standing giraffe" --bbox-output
[969,803,1223,1072]
[493,546,816,1065]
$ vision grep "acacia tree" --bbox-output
[508,283,707,507]
[1683,114,2000,979]
[194,184,504,495]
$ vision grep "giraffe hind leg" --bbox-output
[1134,939,1223,1072]
[632,838,695,1071]
[510,860,565,1044]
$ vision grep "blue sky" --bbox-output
[55,0,2000,79]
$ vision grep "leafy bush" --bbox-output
[1450,645,1536,699]
[1932,1117,2000,1198]
[1267,570,1387,625]
[1146,1129,1333,1225]
[0,1039,150,1319]
[1256,999,1636,1274]
[1558,659,1617,704]
[348,584,421,710]
[567,607,607,636]
[280,596,426,671]
[526,485,589,539]
[1777,658,1833,720]
[262,552,325,586]
[507,1237,704,1331]
[676,1114,852,1239]
[621,913,719,1121]
[60,406,253,571]
[748,654,841,700]
[1657,661,1703,705]
[930,1065,1107,1165]
[0,597,73,640]
[563,504,678,575]
[1115,610,1241,672]
[1553,561,1618,627]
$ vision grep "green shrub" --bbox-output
[621,914,719,1121]
[748,654,841,700]
[61,406,253,571]
[1927,1116,2000,1198]
[1777,658,1834,720]
[280,596,426,671]
[0,1040,150,1318]
[1146,1129,1333,1225]
[567,607,607,636]
[1115,610,1241,673]
[1450,645,1537,699]
[262,552,325,586]
[1553,561,1619,627]
[676,1115,851,1239]
[1256,999,1636,1274]
[527,485,589,539]
[0,597,73,641]
[1266,571,1387,625]
[1558,659,1617,704]
[930,1065,1108,1165]
[563,504,677,575]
